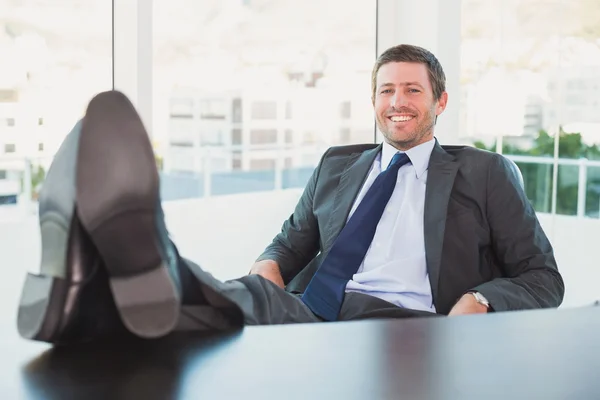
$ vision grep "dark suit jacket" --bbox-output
[256,140,564,314]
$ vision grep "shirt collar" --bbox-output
[381,138,435,179]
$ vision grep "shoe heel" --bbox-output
[90,212,180,338]
[110,266,180,338]
[76,91,179,338]
[17,273,68,342]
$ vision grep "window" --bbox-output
[232,129,242,145]
[461,0,559,210]
[199,100,226,120]
[251,101,277,120]
[0,195,17,205]
[201,129,224,145]
[249,159,275,170]
[250,129,277,145]
[2,118,16,127]
[339,128,351,143]
[154,0,375,278]
[232,151,242,170]
[285,129,294,144]
[170,141,193,148]
[461,0,600,307]
[170,114,194,120]
[170,99,194,119]
[285,157,293,169]
[232,98,243,123]
[303,131,317,144]
[0,0,112,325]
[340,102,351,120]
[0,89,18,102]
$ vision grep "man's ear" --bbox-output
[436,91,448,116]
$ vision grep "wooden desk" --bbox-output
[3,306,599,399]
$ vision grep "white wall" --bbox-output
[537,214,600,307]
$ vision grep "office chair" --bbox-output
[503,156,525,190]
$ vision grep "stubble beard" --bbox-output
[379,109,436,151]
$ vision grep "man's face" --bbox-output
[373,62,447,150]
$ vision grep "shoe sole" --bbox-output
[18,272,69,342]
[76,91,179,338]
[17,217,103,344]
[17,121,84,343]
[18,210,108,344]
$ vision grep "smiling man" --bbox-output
[19,44,564,344]
[249,44,564,320]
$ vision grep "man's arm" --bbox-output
[249,259,285,288]
[250,148,331,286]
[464,154,565,312]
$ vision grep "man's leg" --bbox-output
[75,90,321,337]
[338,292,442,321]
[17,91,320,345]
[174,258,321,331]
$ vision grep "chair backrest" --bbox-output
[503,156,524,190]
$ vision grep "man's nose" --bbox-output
[390,93,407,109]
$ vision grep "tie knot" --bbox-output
[387,152,410,170]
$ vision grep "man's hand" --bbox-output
[249,260,285,289]
[448,293,489,316]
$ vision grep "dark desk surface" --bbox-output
[2,305,599,400]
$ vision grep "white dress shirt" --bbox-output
[344,139,436,313]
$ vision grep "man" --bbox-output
[17,44,564,344]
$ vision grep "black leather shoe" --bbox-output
[76,90,182,339]
[17,122,124,344]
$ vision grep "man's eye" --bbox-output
[409,88,421,93]
[381,89,392,94]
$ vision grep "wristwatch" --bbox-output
[469,291,490,308]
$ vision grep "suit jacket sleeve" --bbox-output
[471,154,565,311]
[254,148,330,284]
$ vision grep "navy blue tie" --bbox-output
[301,152,411,321]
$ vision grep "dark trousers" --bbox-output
[175,259,440,332]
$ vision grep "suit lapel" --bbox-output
[424,141,458,304]
[324,145,382,250]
